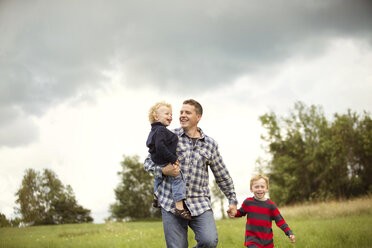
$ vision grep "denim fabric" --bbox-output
[154,170,185,202]
[161,208,218,248]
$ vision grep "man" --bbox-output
[144,99,238,248]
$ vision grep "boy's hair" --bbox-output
[183,99,203,115]
[250,174,269,189]
[148,102,172,123]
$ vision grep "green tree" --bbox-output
[15,168,93,225]
[0,213,11,228]
[15,169,45,224]
[211,180,226,219]
[259,102,372,205]
[110,155,159,220]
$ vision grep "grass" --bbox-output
[1,196,371,247]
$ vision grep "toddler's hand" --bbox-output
[289,235,295,243]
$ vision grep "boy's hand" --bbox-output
[289,235,295,243]
[227,204,237,218]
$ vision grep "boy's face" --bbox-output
[250,178,268,201]
[155,106,173,126]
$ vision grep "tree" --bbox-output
[110,155,159,221]
[15,169,45,225]
[15,168,93,225]
[211,180,226,219]
[259,101,372,205]
[0,213,11,228]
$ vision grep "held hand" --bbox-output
[226,204,237,218]
[161,163,180,177]
[289,235,295,243]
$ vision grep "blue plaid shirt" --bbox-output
[144,127,238,216]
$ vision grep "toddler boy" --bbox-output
[146,102,191,220]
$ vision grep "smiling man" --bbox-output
[144,99,238,248]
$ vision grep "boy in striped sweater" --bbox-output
[233,174,295,247]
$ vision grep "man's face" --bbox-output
[179,104,201,131]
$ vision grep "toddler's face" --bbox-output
[251,178,268,201]
[156,106,173,126]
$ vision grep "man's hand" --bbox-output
[161,163,180,177]
[289,235,295,243]
[226,204,237,218]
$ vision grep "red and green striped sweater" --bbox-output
[235,197,293,248]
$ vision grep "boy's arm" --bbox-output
[231,199,248,218]
[234,209,243,218]
[272,207,294,240]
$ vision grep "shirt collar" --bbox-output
[179,127,206,141]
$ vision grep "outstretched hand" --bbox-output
[289,235,295,243]
[226,204,237,218]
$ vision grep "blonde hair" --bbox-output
[148,102,172,123]
[250,174,269,190]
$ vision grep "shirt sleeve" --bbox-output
[273,207,294,236]
[209,142,238,205]
[235,210,243,218]
[235,198,248,218]
[144,154,163,179]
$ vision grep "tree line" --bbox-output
[1,154,224,226]
[1,169,93,227]
[108,155,226,221]
[2,101,371,226]
[258,101,372,205]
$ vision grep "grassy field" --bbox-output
[1,196,371,247]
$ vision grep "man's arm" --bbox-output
[144,154,180,178]
[208,143,238,207]
[144,155,163,179]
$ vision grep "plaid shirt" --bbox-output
[144,127,238,216]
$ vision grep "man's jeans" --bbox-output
[161,208,218,248]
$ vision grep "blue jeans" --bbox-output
[154,170,186,202]
[161,208,218,248]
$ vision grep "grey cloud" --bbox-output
[112,0,372,89]
[0,107,39,147]
[0,0,371,147]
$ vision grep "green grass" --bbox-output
[1,196,372,247]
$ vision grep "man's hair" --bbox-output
[183,99,203,115]
[148,102,172,123]
[250,174,269,189]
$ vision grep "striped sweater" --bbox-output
[235,197,293,248]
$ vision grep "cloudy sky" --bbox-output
[1,0,372,223]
